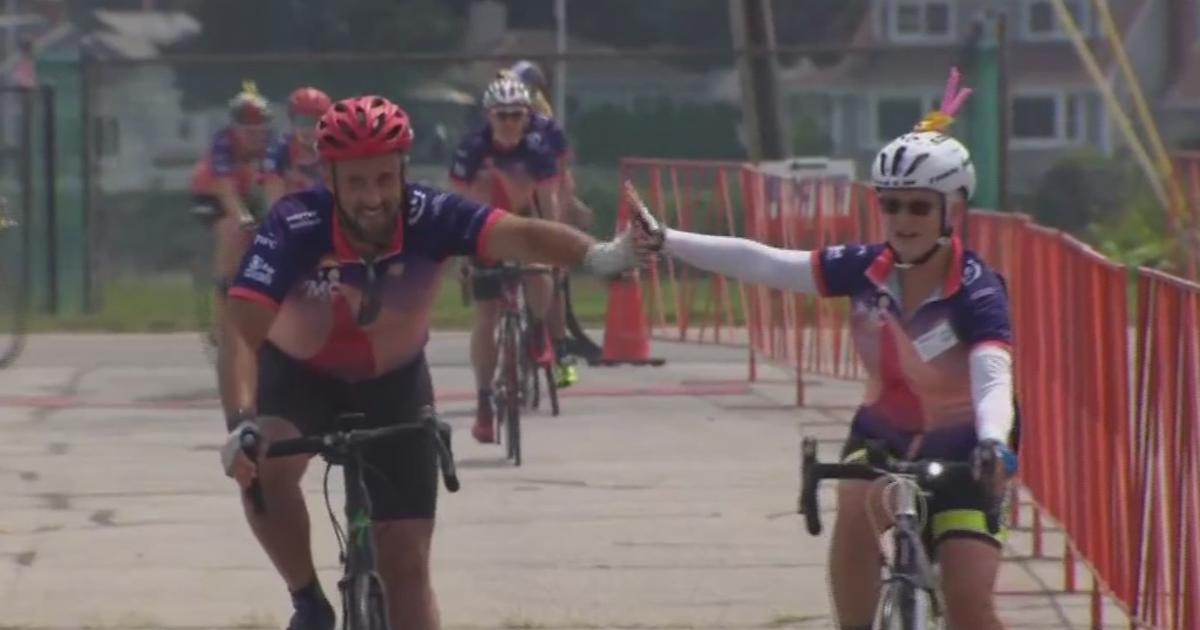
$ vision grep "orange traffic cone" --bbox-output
[597,271,665,367]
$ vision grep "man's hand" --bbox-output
[623,180,665,252]
[220,419,263,489]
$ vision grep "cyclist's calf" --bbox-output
[523,271,555,321]
[471,299,501,388]
[373,519,438,630]
[829,479,890,628]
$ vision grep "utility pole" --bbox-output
[554,0,567,128]
[729,0,788,161]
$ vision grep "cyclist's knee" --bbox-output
[474,301,499,324]
[938,537,1002,629]
[834,479,889,535]
[374,520,434,585]
[253,417,308,488]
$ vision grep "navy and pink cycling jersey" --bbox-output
[448,114,567,213]
[263,131,322,192]
[811,238,1012,457]
[191,126,273,197]
[229,184,504,381]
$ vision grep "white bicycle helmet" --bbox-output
[482,76,531,110]
[872,130,976,203]
[871,67,978,267]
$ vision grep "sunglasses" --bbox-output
[491,109,527,121]
[879,197,936,217]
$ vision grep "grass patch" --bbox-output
[26,269,827,334]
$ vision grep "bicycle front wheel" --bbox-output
[502,314,522,466]
[875,580,937,630]
[343,572,389,630]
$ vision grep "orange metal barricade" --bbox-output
[613,157,1197,629]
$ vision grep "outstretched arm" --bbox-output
[625,181,819,295]
[660,229,818,294]
[479,213,636,276]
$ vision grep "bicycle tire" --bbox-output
[343,572,389,630]
[875,580,936,630]
[502,315,522,466]
[543,363,559,417]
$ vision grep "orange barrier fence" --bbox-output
[611,156,1200,630]
[1131,269,1200,630]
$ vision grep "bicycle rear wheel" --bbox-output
[501,314,522,466]
[543,363,559,416]
[0,220,27,368]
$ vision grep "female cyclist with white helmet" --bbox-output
[627,68,1017,630]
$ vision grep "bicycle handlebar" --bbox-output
[798,437,999,537]
[241,407,459,515]
[471,264,556,280]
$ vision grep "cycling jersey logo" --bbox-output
[244,255,275,285]
[526,131,543,148]
[303,259,341,301]
[286,210,321,229]
[962,259,983,286]
[254,234,277,250]
[408,188,429,225]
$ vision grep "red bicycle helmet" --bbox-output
[288,87,332,117]
[317,95,413,161]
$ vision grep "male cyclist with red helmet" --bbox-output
[451,75,577,442]
[219,95,641,630]
[191,81,276,362]
[263,87,332,205]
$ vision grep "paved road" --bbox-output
[0,333,1126,629]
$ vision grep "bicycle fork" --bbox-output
[875,480,942,630]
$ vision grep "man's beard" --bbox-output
[345,204,399,250]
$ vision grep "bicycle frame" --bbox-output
[340,445,381,574]
[874,474,941,630]
[800,438,999,630]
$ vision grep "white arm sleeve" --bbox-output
[969,344,1015,444]
[661,228,819,294]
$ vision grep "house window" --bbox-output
[1011,93,1084,146]
[873,94,939,145]
[887,0,955,42]
[1022,0,1090,40]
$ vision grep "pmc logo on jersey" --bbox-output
[303,257,341,301]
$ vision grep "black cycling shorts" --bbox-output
[839,401,1022,553]
[257,342,438,521]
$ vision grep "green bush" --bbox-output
[1030,150,1131,233]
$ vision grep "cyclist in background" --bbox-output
[627,69,1017,630]
[452,76,576,443]
[263,87,332,206]
[219,95,642,630]
[190,81,276,364]
[500,60,595,383]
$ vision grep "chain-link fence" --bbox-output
[0,85,56,363]
[76,51,743,320]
